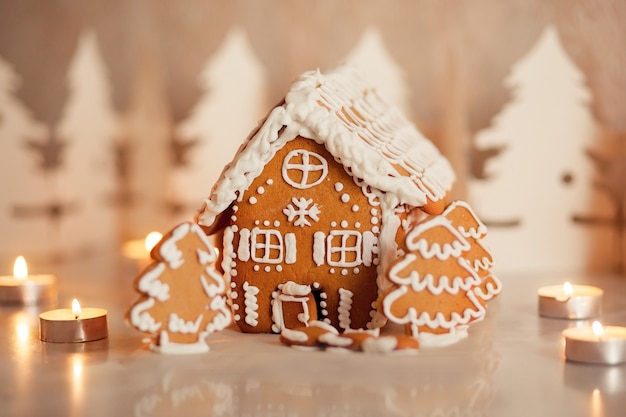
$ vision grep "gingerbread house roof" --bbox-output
[196,66,456,228]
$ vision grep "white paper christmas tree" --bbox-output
[343,27,409,115]
[468,26,613,275]
[0,56,57,260]
[55,30,119,256]
[172,27,267,223]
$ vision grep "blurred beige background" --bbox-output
[0,0,624,276]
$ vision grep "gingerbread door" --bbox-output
[271,281,318,332]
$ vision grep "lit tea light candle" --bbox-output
[121,232,162,268]
[39,298,108,343]
[122,231,162,259]
[0,256,57,305]
[563,321,626,365]
[538,282,602,319]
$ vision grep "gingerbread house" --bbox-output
[195,66,456,334]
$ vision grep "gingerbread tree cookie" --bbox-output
[127,222,232,354]
[380,216,486,346]
[443,201,502,301]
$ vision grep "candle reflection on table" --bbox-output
[71,354,84,417]
[15,313,30,345]
[12,311,34,417]
[591,388,603,417]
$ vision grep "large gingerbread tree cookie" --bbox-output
[379,210,488,347]
[127,222,232,354]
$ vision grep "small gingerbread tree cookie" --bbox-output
[127,222,232,354]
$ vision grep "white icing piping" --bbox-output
[168,313,203,334]
[416,327,469,348]
[221,226,235,283]
[442,200,488,239]
[388,254,481,293]
[361,336,398,353]
[472,254,495,272]
[404,217,471,260]
[326,230,362,268]
[313,231,325,266]
[281,149,328,189]
[153,331,209,354]
[242,282,260,327]
[362,231,377,267]
[283,197,320,227]
[280,328,308,343]
[136,263,170,302]
[475,275,503,301]
[271,282,313,332]
[338,288,354,330]
[319,333,352,347]
[159,223,191,269]
[309,320,338,334]
[237,228,251,261]
[466,237,495,272]
[129,298,162,333]
[383,284,486,331]
[251,227,283,264]
[200,272,226,299]
[206,296,232,334]
[271,291,284,333]
[281,281,311,296]
[284,233,297,264]
[375,193,401,294]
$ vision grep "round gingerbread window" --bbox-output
[282,149,328,189]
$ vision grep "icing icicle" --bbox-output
[338,288,354,330]
[243,282,260,327]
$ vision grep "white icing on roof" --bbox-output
[196,66,455,228]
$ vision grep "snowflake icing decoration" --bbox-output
[283,197,321,227]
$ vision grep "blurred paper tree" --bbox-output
[241,0,368,104]
[555,0,626,132]
[0,1,84,172]
[572,139,626,273]
[554,0,626,274]
[374,0,550,195]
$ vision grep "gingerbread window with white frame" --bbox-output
[251,228,283,264]
[282,149,328,189]
[327,230,362,267]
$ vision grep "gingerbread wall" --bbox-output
[0,0,624,275]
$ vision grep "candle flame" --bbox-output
[563,281,573,296]
[13,256,28,281]
[72,298,82,319]
[592,321,604,337]
[144,232,162,252]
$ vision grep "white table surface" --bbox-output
[1,250,625,417]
